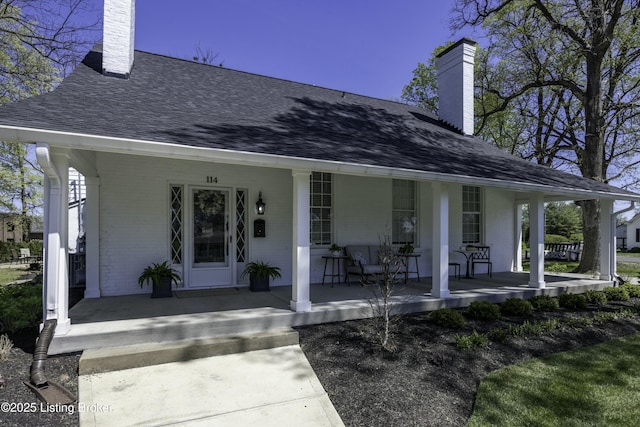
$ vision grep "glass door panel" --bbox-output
[193,189,228,266]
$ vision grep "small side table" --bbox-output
[401,253,421,283]
[321,255,348,287]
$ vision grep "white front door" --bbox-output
[188,188,233,287]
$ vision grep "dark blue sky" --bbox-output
[85,0,473,100]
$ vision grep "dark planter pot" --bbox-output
[151,276,173,298]
[249,274,270,292]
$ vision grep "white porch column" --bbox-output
[290,170,312,312]
[431,182,450,298]
[514,204,523,272]
[36,144,71,334]
[84,176,101,298]
[528,193,545,288]
[600,198,614,281]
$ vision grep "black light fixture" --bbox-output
[256,191,266,215]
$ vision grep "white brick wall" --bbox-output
[96,153,292,295]
[436,40,476,135]
[484,188,516,272]
[103,0,135,77]
[94,153,518,294]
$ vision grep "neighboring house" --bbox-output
[0,212,23,243]
[625,214,640,250]
[68,168,86,253]
[0,212,43,242]
[617,223,628,250]
[0,0,637,336]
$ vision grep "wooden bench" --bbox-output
[545,242,582,261]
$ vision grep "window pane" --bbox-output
[310,173,332,245]
[392,180,416,244]
[462,186,481,244]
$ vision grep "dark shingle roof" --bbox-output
[0,45,636,199]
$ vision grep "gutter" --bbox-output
[612,201,635,284]
[35,143,61,321]
[4,125,640,202]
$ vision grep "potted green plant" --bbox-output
[328,243,343,256]
[398,244,414,255]
[241,261,281,292]
[138,261,182,298]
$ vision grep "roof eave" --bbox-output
[3,125,638,202]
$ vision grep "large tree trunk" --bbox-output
[576,50,605,273]
[578,200,600,273]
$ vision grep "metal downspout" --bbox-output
[612,201,635,285]
[35,143,62,322]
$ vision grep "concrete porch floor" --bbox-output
[50,272,613,354]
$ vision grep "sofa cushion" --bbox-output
[346,245,371,266]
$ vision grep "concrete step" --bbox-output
[79,328,299,375]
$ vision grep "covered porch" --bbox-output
[50,272,613,354]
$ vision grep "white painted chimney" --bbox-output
[102,0,136,78]
[436,38,477,136]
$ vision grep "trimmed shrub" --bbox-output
[603,287,630,302]
[621,283,640,298]
[486,327,509,343]
[558,292,587,309]
[429,308,466,329]
[0,283,42,334]
[529,295,559,312]
[466,301,501,321]
[629,247,640,253]
[545,234,569,244]
[455,330,488,350]
[584,290,607,305]
[500,298,533,316]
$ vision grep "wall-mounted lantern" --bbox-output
[256,192,266,215]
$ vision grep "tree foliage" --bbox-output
[404,0,640,273]
[0,1,99,233]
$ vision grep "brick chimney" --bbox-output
[436,38,477,136]
[102,0,136,78]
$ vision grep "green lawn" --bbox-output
[0,267,26,286]
[521,260,640,278]
[468,333,640,427]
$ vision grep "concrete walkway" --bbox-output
[78,344,344,426]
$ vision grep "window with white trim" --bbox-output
[392,180,416,245]
[462,185,481,244]
[310,172,332,246]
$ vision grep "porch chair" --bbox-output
[470,245,492,277]
[19,248,32,263]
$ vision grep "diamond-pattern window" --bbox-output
[170,186,183,264]
[236,190,247,262]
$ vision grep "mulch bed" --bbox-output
[1,326,80,427]
[1,299,639,427]
[296,299,640,427]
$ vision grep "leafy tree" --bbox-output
[545,202,583,241]
[404,1,640,273]
[521,202,583,244]
[0,143,42,240]
[0,1,99,235]
[0,0,99,77]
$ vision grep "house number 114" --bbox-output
[206,176,218,183]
